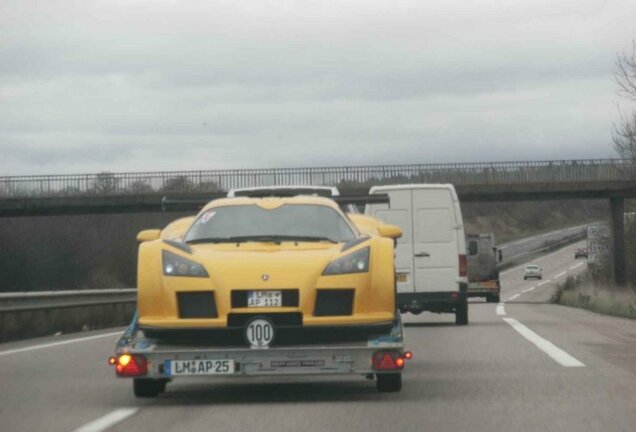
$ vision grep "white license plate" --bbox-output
[166,359,235,376]
[248,290,282,307]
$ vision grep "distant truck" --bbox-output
[466,233,501,303]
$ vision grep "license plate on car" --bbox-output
[248,290,282,307]
[165,359,235,376]
[396,273,408,283]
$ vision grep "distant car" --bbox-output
[574,248,588,259]
[523,264,542,280]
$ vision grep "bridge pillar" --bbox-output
[610,197,626,286]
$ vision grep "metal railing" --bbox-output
[1,159,634,198]
[0,289,136,312]
[498,225,587,265]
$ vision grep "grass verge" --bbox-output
[552,274,636,319]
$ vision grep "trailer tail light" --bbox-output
[459,254,467,277]
[115,354,148,377]
[372,351,405,371]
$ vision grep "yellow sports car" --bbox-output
[135,195,402,347]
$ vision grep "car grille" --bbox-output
[230,289,299,308]
[313,289,354,316]
[177,291,218,319]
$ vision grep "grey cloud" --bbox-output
[1,0,634,175]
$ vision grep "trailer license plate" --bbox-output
[166,359,235,376]
[248,290,282,307]
[397,273,408,283]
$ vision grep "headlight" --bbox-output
[323,247,370,275]
[162,250,208,277]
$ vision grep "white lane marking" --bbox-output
[537,280,551,287]
[522,286,536,293]
[570,262,585,270]
[502,317,585,367]
[553,271,567,279]
[73,408,139,432]
[0,331,121,357]
[496,303,506,316]
[508,293,521,301]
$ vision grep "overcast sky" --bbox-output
[1,0,635,175]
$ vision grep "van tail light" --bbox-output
[459,254,467,277]
[114,354,148,377]
[372,351,405,371]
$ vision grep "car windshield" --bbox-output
[184,204,356,243]
[526,265,539,270]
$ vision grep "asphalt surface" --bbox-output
[2,242,636,432]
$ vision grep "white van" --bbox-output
[366,184,468,325]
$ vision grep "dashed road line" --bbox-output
[553,271,567,279]
[537,280,551,287]
[496,303,506,316]
[73,409,139,432]
[502,317,585,367]
[522,286,536,293]
[0,331,122,357]
[507,293,521,301]
[570,262,585,270]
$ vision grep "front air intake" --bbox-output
[177,292,218,318]
[313,289,354,316]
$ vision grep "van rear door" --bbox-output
[369,189,415,294]
[412,188,459,293]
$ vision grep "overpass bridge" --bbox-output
[1,158,635,283]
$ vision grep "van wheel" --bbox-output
[455,302,468,325]
[376,373,402,392]
[133,379,164,398]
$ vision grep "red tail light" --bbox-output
[115,354,148,377]
[372,351,405,371]
[459,254,467,277]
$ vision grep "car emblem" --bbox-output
[261,274,269,281]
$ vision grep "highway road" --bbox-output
[1,242,635,432]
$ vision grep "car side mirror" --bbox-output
[377,224,403,240]
[137,229,161,242]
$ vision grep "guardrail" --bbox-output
[1,159,634,198]
[0,288,136,313]
[0,289,137,342]
[498,225,588,267]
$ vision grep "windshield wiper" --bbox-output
[186,235,338,244]
[185,237,240,244]
[277,235,338,243]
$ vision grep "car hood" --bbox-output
[188,242,347,289]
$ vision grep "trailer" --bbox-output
[110,313,410,397]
